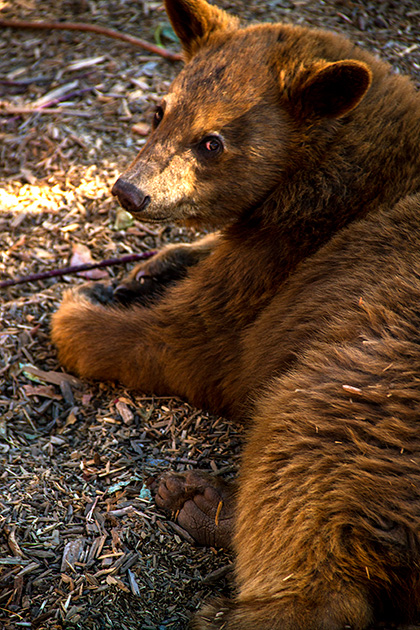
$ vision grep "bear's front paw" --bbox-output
[113,273,165,306]
[78,282,116,306]
[112,244,202,306]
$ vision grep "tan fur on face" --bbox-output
[119,27,299,227]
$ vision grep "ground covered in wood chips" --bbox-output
[1,0,420,629]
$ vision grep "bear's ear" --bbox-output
[296,60,372,120]
[164,0,239,59]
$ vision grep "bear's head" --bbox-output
[112,0,372,228]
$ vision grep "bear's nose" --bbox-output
[111,178,151,214]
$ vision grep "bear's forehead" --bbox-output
[160,23,360,135]
[170,23,345,99]
[164,54,273,136]
[172,29,281,100]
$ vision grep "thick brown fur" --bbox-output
[51,0,420,627]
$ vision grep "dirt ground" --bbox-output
[1,1,420,629]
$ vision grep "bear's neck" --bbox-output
[220,75,420,324]
[243,70,420,287]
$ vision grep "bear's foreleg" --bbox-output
[50,288,173,392]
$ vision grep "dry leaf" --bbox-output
[70,243,109,279]
[21,364,81,388]
[7,527,25,558]
[22,384,62,400]
[131,122,150,136]
[32,80,79,108]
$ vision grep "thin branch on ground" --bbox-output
[0,18,183,62]
[0,251,157,288]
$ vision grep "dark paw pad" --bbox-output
[152,471,235,548]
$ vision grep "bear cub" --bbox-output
[52,0,420,628]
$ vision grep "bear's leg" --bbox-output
[193,329,420,629]
[192,590,372,630]
[152,470,235,549]
[51,251,245,412]
[50,287,172,389]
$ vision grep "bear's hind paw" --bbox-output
[151,470,235,549]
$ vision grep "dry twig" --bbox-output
[0,251,157,288]
[0,18,183,62]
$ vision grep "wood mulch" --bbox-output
[1,0,419,628]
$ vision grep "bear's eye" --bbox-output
[153,106,164,128]
[198,135,224,158]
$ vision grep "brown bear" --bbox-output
[51,0,420,627]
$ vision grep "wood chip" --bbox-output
[127,569,141,596]
[21,364,82,388]
[115,400,134,425]
[61,539,85,573]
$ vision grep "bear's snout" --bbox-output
[112,178,151,214]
